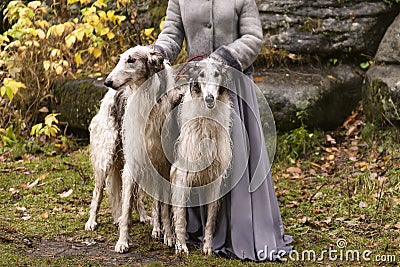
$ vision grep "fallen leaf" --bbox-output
[38,107,49,113]
[27,178,39,189]
[9,188,19,195]
[325,134,336,145]
[359,201,368,208]
[286,167,302,175]
[21,214,31,220]
[394,222,400,229]
[59,189,73,198]
[253,77,265,82]
[314,192,323,199]
[323,217,332,224]
[41,212,49,219]
[39,173,48,180]
[312,208,324,214]
[349,156,357,162]
[298,216,307,224]
[53,206,62,212]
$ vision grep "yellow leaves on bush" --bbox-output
[30,113,60,138]
[55,65,64,75]
[65,35,76,48]
[106,10,126,25]
[50,49,61,58]
[86,14,100,26]
[95,24,110,36]
[143,28,154,37]
[107,32,115,40]
[35,20,50,29]
[43,61,51,71]
[43,60,69,75]
[36,29,46,40]
[67,0,91,4]
[27,1,42,10]
[88,46,102,59]
[93,47,102,58]
[93,0,108,8]
[0,78,26,101]
[159,19,165,31]
[75,52,83,66]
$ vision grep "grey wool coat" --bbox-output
[156,0,293,261]
[155,0,263,72]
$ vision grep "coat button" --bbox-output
[206,23,212,28]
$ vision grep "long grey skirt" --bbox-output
[185,74,293,261]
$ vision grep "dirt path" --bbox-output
[26,237,181,265]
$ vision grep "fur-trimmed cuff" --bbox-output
[210,46,242,71]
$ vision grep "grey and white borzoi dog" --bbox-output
[171,58,233,255]
[113,47,184,253]
[85,46,165,231]
[85,46,182,253]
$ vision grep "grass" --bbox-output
[0,122,399,266]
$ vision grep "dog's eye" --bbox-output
[199,72,205,78]
[214,70,219,77]
[127,57,136,64]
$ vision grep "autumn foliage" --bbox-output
[0,0,163,147]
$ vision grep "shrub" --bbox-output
[0,0,164,149]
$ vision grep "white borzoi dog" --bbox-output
[170,58,233,255]
[114,48,184,253]
[85,46,181,245]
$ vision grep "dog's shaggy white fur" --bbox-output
[85,46,166,232]
[114,47,184,253]
[170,58,233,255]
[85,46,183,252]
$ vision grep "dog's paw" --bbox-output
[139,214,152,225]
[151,227,162,239]
[175,240,189,255]
[115,240,130,253]
[85,219,97,231]
[164,235,175,247]
[202,243,213,255]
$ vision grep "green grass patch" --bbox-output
[0,124,399,266]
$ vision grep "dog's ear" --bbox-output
[220,66,233,90]
[147,49,165,77]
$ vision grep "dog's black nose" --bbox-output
[104,79,113,88]
[205,95,214,104]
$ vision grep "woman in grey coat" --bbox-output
[155,0,292,261]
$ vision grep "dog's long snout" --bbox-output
[205,94,215,109]
[104,79,113,88]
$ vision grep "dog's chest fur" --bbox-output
[176,90,232,186]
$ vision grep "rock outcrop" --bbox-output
[51,78,108,137]
[363,13,400,126]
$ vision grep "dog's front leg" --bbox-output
[85,168,106,231]
[203,200,219,255]
[136,188,151,224]
[106,160,123,226]
[171,167,189,254]
[161,203,174,247]
[115,165,135,253]
[151,200,162,238]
